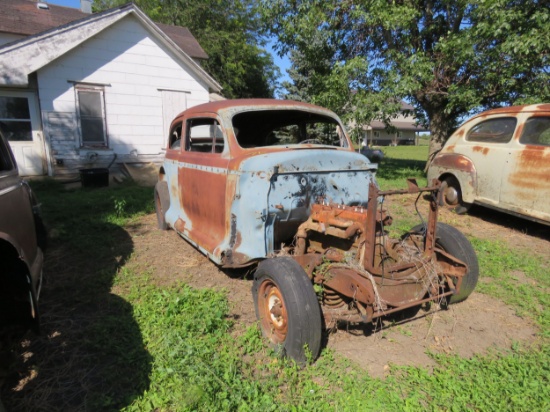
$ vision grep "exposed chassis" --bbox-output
[288,179,468,324]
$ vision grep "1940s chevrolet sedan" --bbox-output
[155,99,478,362]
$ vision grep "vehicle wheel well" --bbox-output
[438,174,471,214]
[0,240,34,337]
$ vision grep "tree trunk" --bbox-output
[424,109,456,172]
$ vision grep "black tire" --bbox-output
[252,257,322,363]
[440,176,471,214]
[412,223,479,304]
[154,183,169,230]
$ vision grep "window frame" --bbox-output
[185,118,224,154]
[75,85,108,148]
[519,116,550,147]
[466,117,517,144]
[0,95,33,142]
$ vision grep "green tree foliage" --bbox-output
[263,0,550,157]
[95,0,278,98]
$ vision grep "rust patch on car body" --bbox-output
[472,146,490,155]
[431,153,476,173]
[508,146,550,190]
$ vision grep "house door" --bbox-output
[0,91,45,176]
[160,89,189,145]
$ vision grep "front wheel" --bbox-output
[412,223,479,304]
[440,176,471,214]
[252,257,322,363]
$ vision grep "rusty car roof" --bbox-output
[469,104,550,120]
[173,99,339,119]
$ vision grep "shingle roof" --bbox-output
[0,0,208,59]
[156,22,208,60]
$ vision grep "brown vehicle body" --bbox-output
[156,99,479,362]
[0,131,44,338]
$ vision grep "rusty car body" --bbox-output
[428,104,550,224]
[0,130,44,340]
[156,99,479,362]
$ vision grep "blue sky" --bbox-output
[46,0,291,90]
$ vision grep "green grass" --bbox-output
[472,238,550,336]
[375,146,429,189]
[7,155,548,411]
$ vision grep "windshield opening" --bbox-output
[232,109,348,148]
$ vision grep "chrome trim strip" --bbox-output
[0,182,22,196]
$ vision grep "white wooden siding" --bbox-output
[36,15,210,172]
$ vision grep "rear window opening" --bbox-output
[232,109,348,149]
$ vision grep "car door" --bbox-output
[499,113,550,222]
[176,114,229,254]
[460,116,517,205]
[0,132,39,271]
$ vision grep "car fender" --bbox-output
[428,153,477,204]
[155,181,170,221]
[0,234,41,332]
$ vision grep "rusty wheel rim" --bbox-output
[258,279,288,344]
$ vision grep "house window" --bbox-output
[0,96,32,141]
[397,131,403,138]
[186,118,224,154]
[76,87,107,147]
[373,131,380,138]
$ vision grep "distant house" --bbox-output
[0,0,221,176]
[360,101,427,146]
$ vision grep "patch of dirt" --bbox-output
[126,208,545,377]
[327,293,536,377]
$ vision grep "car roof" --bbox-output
[174,99,338,119]
[470,103,550,120]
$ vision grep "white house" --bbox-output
[0,0,222,176]
[361,101,427,146]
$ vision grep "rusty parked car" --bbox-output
[428,104,550,224]
[0,131,44,340]
[155,99,479,362]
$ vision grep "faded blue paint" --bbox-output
[163,159,190,232]
[222,149,378,262]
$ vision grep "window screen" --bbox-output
[466,118,516,143]
[77,88,107,146]
[519,117,550,147]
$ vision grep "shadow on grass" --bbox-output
[1,181,153,411]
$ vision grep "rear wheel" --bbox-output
[412,223,479,304]
[252,257,322,363]
[154,182,170,230]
